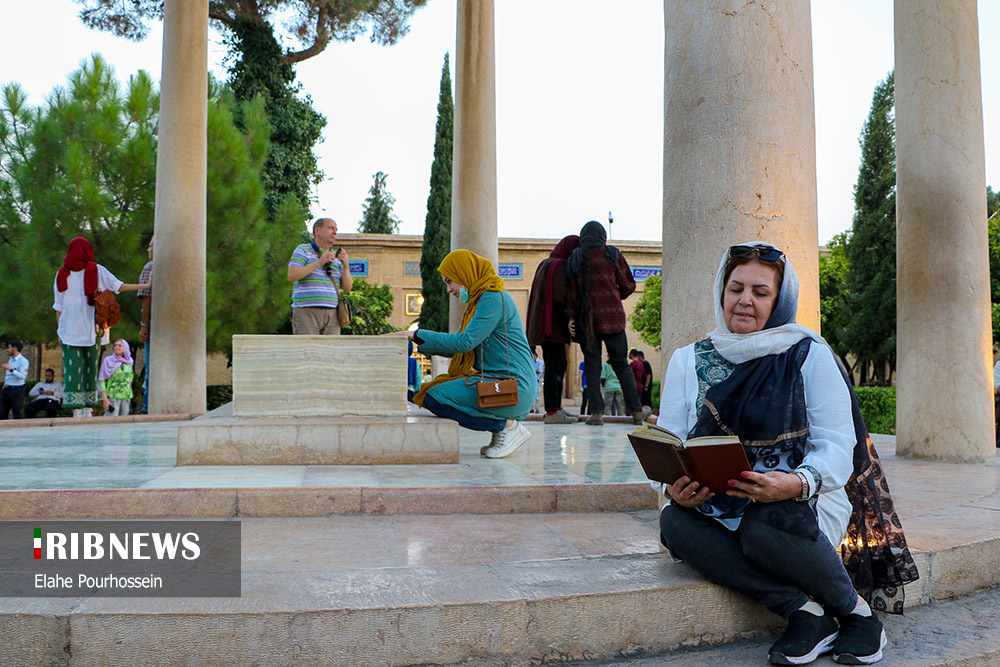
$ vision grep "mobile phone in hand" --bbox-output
[106,405,114,413]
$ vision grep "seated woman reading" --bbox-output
[387,250,535,459]
[656,243,918,665]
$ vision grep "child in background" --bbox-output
[99,339,134,415]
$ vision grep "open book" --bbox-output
[626,423,751,494]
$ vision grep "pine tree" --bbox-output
[419,53,453,332]
[844,72,896,385]
[359,171,401,233]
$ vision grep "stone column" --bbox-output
[451,0,498,332]
[895,0,992,461]
[660,0,820,358]
[150,0,208,414]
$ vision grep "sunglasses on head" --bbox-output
[729,245,785,263]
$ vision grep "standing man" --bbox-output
[638,350,654,409]
[25,368,64,418]
[287,218,352,335]
[1,339,30,419]
[628,349,647,410]
[137,238,153,414]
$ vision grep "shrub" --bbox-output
[854,386,896,435]
[207,385,233,411]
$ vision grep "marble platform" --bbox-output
[177,404,459,465]
[232,334,408,417]
[177,336,456,465]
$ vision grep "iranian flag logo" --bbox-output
[34,528,41,559]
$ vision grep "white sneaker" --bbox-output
[481,429,505,455]
[485,421,531,459]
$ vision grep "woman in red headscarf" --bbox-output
[525,235,579,424]
[53,237,148,416]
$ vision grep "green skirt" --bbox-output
[62,344,100,408]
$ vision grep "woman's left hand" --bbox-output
[726,470,803,503]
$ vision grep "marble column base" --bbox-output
[177,415,459,465]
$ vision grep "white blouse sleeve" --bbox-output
[800,343,856,496]
[97,265,125,294]
[656,345,695,436]
[52,274,63,312]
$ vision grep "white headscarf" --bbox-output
[708,242,827,365]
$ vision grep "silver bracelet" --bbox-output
[794,471,810,502]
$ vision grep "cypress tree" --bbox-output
[359,171,402,233]
[844,72,896,385]
[419,53,454,332]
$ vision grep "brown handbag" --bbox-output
[331,274,351,328]
[467,294,519,409]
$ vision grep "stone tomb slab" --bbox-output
[177,414,459,465]
[231,334,407,418]
[176,335,457,465]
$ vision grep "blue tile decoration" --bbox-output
[632,266,661,281]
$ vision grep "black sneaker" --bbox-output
[833,613,886,664]
[768,610,839,665]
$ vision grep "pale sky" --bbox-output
[1,1,997,246]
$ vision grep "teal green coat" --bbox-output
[417,291,536,420]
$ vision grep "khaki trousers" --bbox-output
[292,307,341,335]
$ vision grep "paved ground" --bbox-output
[1,416,1000,664]
[566,585,1000,666]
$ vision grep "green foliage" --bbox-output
[651,380,660,412]
[0,56,156,342]
[359,171,401,233]
[226,17,324,226]
[205,86,297,354]
[818,233,852,370]
[206,384,234,411]
[854,386,896,435]
[0,84,34,247]
[75,0,428,64]
[419,53,454,333]
[341,278,397,335]
[844,72,896,386]
[630,274,661,349]
[0,56,288,354]
[987,188,1000,347]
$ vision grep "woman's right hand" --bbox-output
[666,476,713,508]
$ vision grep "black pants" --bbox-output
[540,342,567,413]
[0,385,26,419]
[582,331,641,416]
[25,398,61,419]
[660,503,858,619]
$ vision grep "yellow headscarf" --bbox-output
[412,249,506,406]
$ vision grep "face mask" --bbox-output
[459,288,469,303]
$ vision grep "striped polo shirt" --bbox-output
[288,244,343,308]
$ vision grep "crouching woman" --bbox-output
[386,250,536,458]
